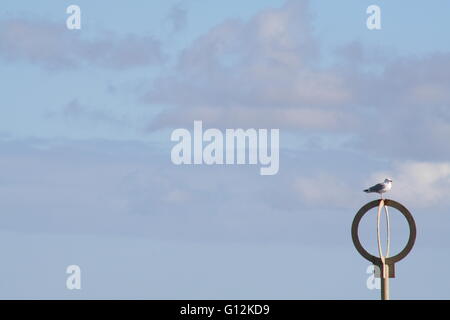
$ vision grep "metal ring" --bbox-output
[351,199,416,267]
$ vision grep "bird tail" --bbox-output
[363,189,370,193]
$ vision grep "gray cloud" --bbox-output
[143,1,355,131]
[44,99,131,130]
[0,137,372,242]
[1,136,447,249]
[344,53,450,160]
[0,18,166,70]
[141,0,450,163]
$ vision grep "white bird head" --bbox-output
[384,178,393,183]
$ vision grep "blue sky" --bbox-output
[1,0,450,299]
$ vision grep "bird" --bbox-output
[364,178,392,198]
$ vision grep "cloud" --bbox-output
[0,137,376,243]
[139,0,450,164]
[347,52,450,160]
[290,160,450,210]
[370,161,450,207]
[148,106,355,131]
[0,18,165,70]
[293,174,359,209]
[0,134,448,253]
[143,1,357,131]
[45,99,129,127]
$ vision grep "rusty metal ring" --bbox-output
[351,199,416,273]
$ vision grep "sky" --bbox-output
[1,0,450,299]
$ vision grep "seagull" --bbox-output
[364,178,392,198]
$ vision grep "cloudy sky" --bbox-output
[1,0,450,299]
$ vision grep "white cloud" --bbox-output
[292,161,450,209]
[370,161,450,207]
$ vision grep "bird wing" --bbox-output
[368,183,385,193]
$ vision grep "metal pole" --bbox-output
[352,199,416,301]
[381,261,389,300]
[384,205,390,258]
[377,200,390,300]
[376,200,384,257]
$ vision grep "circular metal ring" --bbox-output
[351,199,416,266]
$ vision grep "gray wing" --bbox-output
[367,183,385,193]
